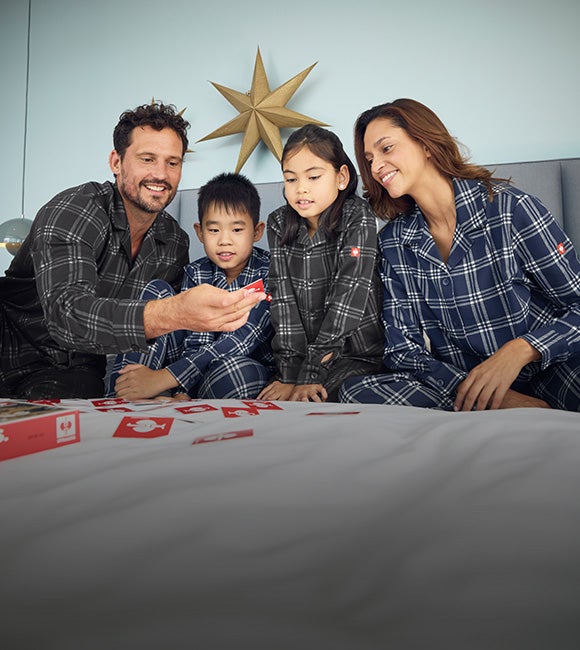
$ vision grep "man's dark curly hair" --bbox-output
[113,101,190,158]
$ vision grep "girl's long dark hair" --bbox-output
[279,124,358,245]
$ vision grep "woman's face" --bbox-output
[362,117,431,200]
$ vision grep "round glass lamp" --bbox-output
[0,217,33,256]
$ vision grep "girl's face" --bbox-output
[362,117,431,201]
[282,145,349,234]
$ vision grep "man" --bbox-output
[0,102,264,399]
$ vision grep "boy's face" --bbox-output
[194,204,265,283]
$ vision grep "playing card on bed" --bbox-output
[91,397,127,408]
[192,428,254,445]
[242,400,283,411]
[306,411,361,416]
[221,405,260,418]
[174,403,219,415]
[113,416,173,438]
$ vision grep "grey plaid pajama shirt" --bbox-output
[267,195,385,400]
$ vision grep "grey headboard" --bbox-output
[167,158,580,261]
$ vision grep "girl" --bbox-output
[341,98,580,412]
[258,124,384,403]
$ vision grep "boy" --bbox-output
[106,172,275,400]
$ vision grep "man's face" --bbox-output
[109,125,183,218]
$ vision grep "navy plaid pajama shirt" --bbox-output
[339,179,580,411]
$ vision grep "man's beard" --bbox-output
[119,179,176,215]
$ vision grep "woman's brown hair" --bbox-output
[354,98,503,220]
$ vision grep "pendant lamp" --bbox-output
[0,0,34,256]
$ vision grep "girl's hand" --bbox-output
[257,380,295,401]
[289,384,328,402]
[454,338,541,411]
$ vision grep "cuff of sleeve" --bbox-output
[415,361,467,398]
[520,332,559,370]
[118,302,149,351]
[166,358,202,393]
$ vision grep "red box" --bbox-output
[0,400,80,461]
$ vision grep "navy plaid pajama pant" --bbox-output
[338,356,580,412]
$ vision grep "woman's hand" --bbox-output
[454,338,541,411]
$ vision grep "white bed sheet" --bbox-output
[1,399,579,649]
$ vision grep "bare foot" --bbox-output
[499,388,551,409]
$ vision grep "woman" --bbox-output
[340,98,580,411]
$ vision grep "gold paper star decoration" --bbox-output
[197,48,328,172]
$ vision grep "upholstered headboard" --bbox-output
[167,158,580,261]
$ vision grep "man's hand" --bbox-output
[289,384,328,402]
[144,285,266,339]
[257,380,295,401]
[454,338,542,411]
[114,364,178,400]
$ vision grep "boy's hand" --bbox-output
[114,364,178,400]
[258,380,295,401]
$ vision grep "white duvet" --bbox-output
[1,399,579,649]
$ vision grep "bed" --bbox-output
[1,397,579,649]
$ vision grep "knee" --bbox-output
[140,279,175,301]
[338,375,369,403]
[200,358,271,400]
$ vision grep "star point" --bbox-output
[197,48,328,172]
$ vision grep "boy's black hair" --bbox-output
[197,172,261,226]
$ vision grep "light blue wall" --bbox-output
[1,0,579,273]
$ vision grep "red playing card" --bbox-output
[242,400,283,411]
[243,278,264,293]
[306,411,361,416]
[221,405,260,418]
[175,403,219,415]
[96,407,133,413]
[113,416,173,438]
[91,398,127,408]
[243,278,272,302]
[192,429,254,445]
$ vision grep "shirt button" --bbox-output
[442,278,450,286]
